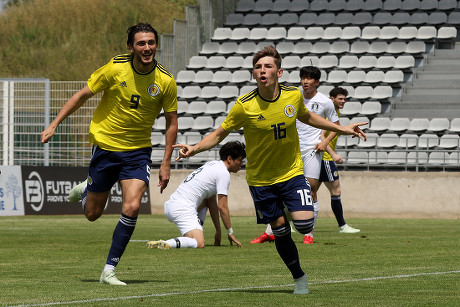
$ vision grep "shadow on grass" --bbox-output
[81,279,170,284]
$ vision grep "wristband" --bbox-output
[227,227,234,235]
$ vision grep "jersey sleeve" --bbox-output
[325,99,339,123]
[221,101,247,132]
[162,77,178,113]
[87,62,111,94]
[215,168,231,196]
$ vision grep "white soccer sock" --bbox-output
[166,237,198,248]
[103,264,115,272]
[265,224,273,235]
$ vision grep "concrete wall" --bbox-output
[149,170,460,220]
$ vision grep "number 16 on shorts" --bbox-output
[297,189,312,206]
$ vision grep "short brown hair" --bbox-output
[252,45,282,69]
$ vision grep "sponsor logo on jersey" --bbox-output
[148,84,160,97]
[257,114,266,121]
[119,81,127,87]
[284,104,295,118]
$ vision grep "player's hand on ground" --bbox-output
[214,232,222,246]
[228,234,242,247]
[172,144,195,161]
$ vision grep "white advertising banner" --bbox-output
[0,165,24,216]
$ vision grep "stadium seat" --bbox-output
[151,132,165,146]
[350,41,370,54]
[347,71,366,84]
[448,152,460,165]
[376,56,397,69]
[408,118,430,134]
[218,86,239,100]
[339,56,359,69]
[379,26,400,40]
[449,118,460,133]
[239,85,255,96]
[317,13,336,26]
[402,0,421,11]
[334,13,354,26]
[347,151,369,164]
[213,116,227,129]
[357,56,378,69]
[346,0,365,11]
[368,117,391,132]
[180,131,203,144]
[428,118,450,134]
[352,12,373,25]
[261,14,281,26]
[272,0,292,13]
[283,56,302,69]
[267,27,287,40]
[191,116,214,132]
[397,134,418,148]
[294,42,314,54]
[188,101,208,115]
[377,134,399,149]
[337,136,359,148]
[237,42,257,55]
[447,11,460,25]
[231,28,251,41]
[249,28,268,41]
[243,13,263,27]
[235,0,255,13]
[417,26,437,40]
[395,56,415,69]
[387,152,407,165]
[180,86,201,99]
[318,55,338,69]
[341,27,361,40]
[398,26,418,39]
[323,27,343,40]
[206,56,226,70]
[383,0,402,11]
[420,0,438,11]
[428,152,449,166]
[177,100,189,115]
[219,42,239,55]
[279,13,300,26]
[360,101,381,116]
[309,0,329,11]
[365,71,385,84]
[231,70,251,84]
[187,56,207,70]
[418,133,439,149]
[200,42,220,55]
[361,26,381,40]
[372,86,393,100]
[194,71,213,84]
[329,41,349,54]
[298,13,318,26]
[286,27,307,40]
[437,27,458,40]
[242,56,254,69]
[305,27,324,40]
[438,135,460,149]
[328,0,347,12]
[212,28,232,41]
[410,12,429,25]
[369,151,388,164]
[277,42,295,55]
[225,14,245,27]
[178,117,195,132]
[206,100,227,115]
[354,86,374,99]
[341,101,362,116]
[391,12,411,26]
[407,151,428,165]
[368,41,389,54]
[254,0,274,13]
[200,86,220,99]
[387,42,407,55]
[439,0,458,10]
[224,56,244,70]
[290,0,310,12]
[212,71,232,84]
[373,12,393,25]
[176,70,195,84]
[427,12,447,25]
[328,70,348,84]
[287,70,300,83]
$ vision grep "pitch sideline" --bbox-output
[10,270,460,307]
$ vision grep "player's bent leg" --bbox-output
[84,190,110,221]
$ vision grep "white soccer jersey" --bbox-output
[297,91,339,151]
[168,160,230,209]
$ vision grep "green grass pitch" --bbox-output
[1,215,459,306]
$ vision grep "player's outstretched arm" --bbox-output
[217,194,242,247]
[173,126,230,161]
[299,112,367,141]
[41,85,94,143]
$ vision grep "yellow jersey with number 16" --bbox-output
[87,54,177,151]
[221,85,308,186]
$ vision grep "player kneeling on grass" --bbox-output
[147,141,245,249]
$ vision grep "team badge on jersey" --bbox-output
[147,84,160,97]
[284,104,295,118]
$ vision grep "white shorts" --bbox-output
[164,199,207,236]
[301,149,322,179]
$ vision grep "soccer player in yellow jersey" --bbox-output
[40,23,178,285]
[320,87,360,234]
[173,46,367,294]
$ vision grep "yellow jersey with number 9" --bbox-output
[221,85,308,186]
[87,54,177,151]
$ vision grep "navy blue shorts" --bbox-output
[249,175,314,224]
[319,160,340,183]
[87,146,152,193]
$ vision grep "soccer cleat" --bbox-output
[100,269,126,286]
[146,240,171,249]
[293,274,309,294]
[303,235,313,244]
[250,232,275,244]
[68,180,87,202]
[339,224,361,233]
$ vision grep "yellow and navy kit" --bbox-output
[87,54,177,151]
[221,85,308,186]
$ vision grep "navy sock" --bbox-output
[272,224,305,279]
[106,214,137,267]
[331,195,346,227]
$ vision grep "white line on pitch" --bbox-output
[9,270,460,307]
